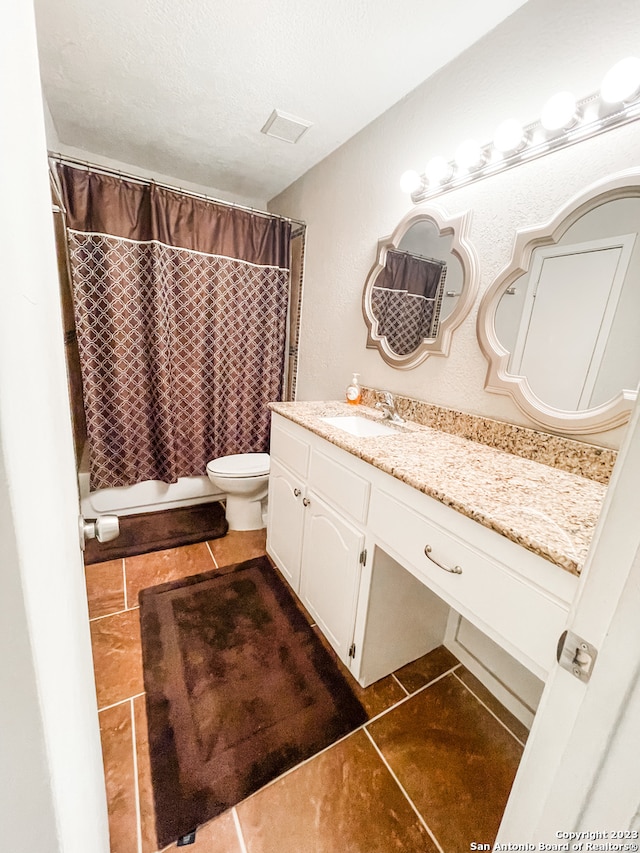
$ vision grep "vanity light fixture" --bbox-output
[401,56,640,203]
[493,118,527,154]
[540,91,579,132]
[455,139,485,171]
[600,56,640,104]
[425,155,453,185]
[399,169,422,194]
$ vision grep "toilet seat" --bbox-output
[206,453,270,478]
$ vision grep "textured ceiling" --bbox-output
[34,0,529,202]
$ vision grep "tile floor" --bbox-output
[86,528,527,853]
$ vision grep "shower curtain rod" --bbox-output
[48,152,306,230]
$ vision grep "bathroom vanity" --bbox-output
[266,401,606,702]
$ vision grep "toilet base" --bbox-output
[224,495,267,531]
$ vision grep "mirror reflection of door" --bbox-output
[507,235,635,411]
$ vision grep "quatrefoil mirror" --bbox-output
[363,205,478,369]
[477,169,640,434]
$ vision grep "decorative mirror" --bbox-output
[363,205,478,369]
[477,169,640,434]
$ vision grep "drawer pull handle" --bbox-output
[424,544,462,575]
[293,488,301,497]
[303,497,311,507]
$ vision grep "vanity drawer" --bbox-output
[308,449,370,523]
[270,417,310,479]
[369,488,569,677]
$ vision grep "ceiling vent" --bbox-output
[261,109,312,144]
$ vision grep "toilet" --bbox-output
[206,453,270,531]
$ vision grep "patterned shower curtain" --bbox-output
[58,165,291,491]
[371,249,446,355]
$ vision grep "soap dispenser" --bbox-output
[345,373,362,405]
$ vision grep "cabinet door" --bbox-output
[300,493,364,665]
[266,459,305,593]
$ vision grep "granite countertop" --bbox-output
[269,400,607,576]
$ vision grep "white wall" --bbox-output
[0,2,109,851]
[269,0,640,449]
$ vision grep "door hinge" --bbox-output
[348,642,356,659]
[359,548,367,565]
[557,630,598,683]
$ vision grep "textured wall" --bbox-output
[269,0,640,449]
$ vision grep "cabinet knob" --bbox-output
[303,497,311,507]
[293,488,301,497]
[424,544,462,575]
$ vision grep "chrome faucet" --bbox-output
[375,391,405,423]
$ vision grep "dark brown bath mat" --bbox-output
[83,501,228,564]
[139,555,367,848]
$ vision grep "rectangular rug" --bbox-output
[139,555,367,848]
[83,501,228,564]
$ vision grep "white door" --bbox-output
[498,384,640,842]
[511,235,634,410]
[299,493,364,664]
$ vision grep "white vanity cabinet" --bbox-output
[364,474,577,681]
[267,458,306,591]
[298,494,364,663]
[267,415,367,664]
[267,411,579,690]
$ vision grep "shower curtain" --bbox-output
[371,249,446,355]
[58,164,291,491]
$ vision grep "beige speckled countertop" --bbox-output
[269,401,608,576]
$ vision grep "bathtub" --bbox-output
[78,445,224,517]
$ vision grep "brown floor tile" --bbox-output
[86,559,125,620]
[133,696,157,853]
[367,673,523,853]
[91,609,144,709]
[237,728,438,853]
[394,645,460,694]
[208,528,267,567]
[454,667,530,744]
[125,543,216,606]
[164,812,243,852]
[99,702,138,853]
[311,626,406,719]
[353,674,408,720]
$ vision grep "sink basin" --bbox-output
[319,415,399,437]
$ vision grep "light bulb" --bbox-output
[455,139,485,171]
[399,170,422,194]
[541,91,578,131]
[601,57,640,104]
[425,156,453,185]
[493,118,527,154]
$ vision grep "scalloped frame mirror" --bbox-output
[363,205,478,369]
[477,169,640,434]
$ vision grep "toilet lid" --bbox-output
[206,453,270,478]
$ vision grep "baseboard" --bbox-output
[444,612,545,730]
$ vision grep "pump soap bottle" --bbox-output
[345,373,362,405]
